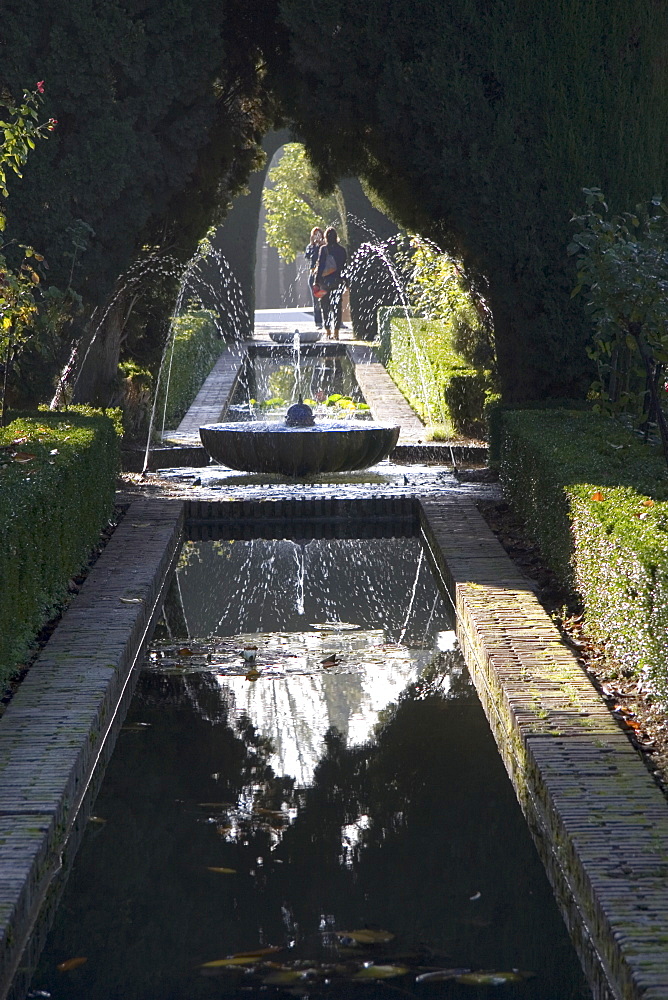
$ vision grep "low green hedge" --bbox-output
[377,310,493,437]
[0,408,120,687]
[499,408,668,699]
[155,309,224,430]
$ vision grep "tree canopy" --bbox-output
[263,144,338,263]
[3,0,668,405]
[0,0,280,402]
[272,0,668,402]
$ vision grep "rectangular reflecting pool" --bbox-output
[27,532,591,1000]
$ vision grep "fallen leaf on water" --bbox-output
[353,965,409,980]
[455,970,530,986]
[206,866,237,874]
[119,597,143,604]
[416,968,472,983]
[57,957,88,972]
[178,647,194,656]
[337,929,395,945]
[88,815,106,825]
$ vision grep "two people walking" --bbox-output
[305,225,347,340]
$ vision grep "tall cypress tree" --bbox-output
[273,0,668,402]
[0,0,280,402]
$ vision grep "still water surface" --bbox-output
[30,537,590,1000]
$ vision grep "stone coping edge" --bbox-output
[0,499,184,1000]
[418,496,668,1000]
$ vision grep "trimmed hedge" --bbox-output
[156,309,224,430]
[499,408,668,699]
[0,409,120,687]
[377,309,493,437]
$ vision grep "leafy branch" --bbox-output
[569,187,668,466]
[0,82,56,422]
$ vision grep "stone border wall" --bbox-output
[0,500,184,1000]
[418,496,668,1000]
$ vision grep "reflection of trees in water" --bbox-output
[33,656,587,1000]
[135,672,291,819]
[264,659,586,985]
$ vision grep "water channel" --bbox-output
[26,526,591,1000]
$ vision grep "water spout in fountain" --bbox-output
[51,243,249,414]
[345,234,448,426]
[293,329,301,399]
[138,245,250,473]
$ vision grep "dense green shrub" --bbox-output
[0,408,120,687]
[378,311,493,437]
[155,309,224,430]
[499,408,668,699]
[377,305,414,345]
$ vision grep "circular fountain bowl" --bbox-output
[269,329,321,344]
[200,421,400,476]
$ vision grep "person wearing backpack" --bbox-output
[304,226,325,329]
[314,226,347,339]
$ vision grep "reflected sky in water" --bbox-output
[29,537,590,1000]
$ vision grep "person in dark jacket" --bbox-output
[315,226,347,340]
[304,226,324,329]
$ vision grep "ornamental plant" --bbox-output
[0,81,56,422]
[569,187,668,466]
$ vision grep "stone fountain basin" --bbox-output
[269,330,321,344]
[200,421,400,476]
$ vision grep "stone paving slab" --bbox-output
[419,495,668,1000]
[0,499,184,1000]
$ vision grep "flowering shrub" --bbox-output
[0,82,56,230]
